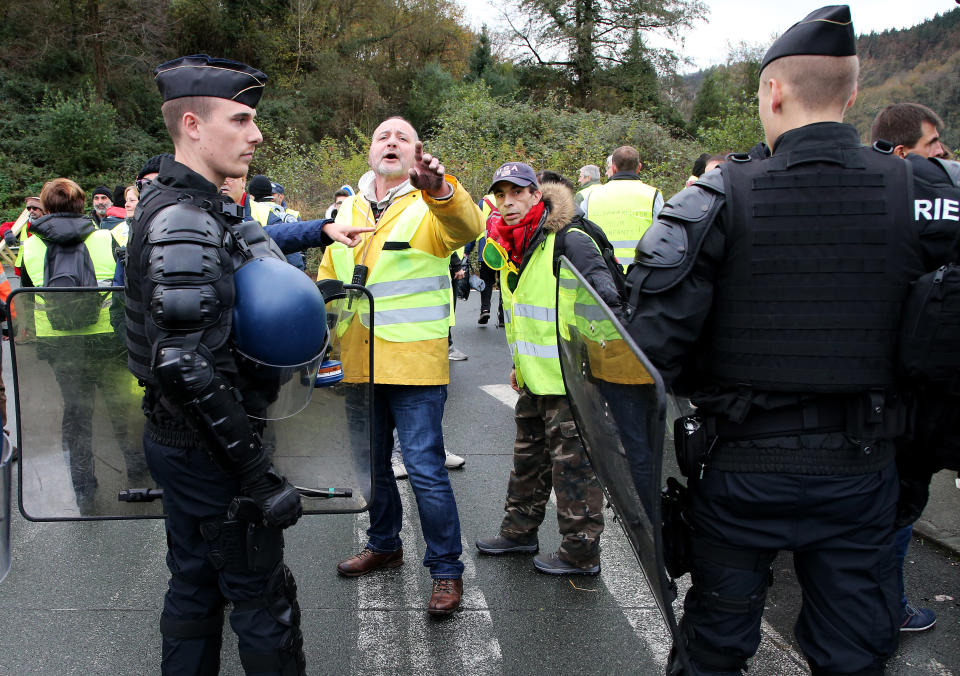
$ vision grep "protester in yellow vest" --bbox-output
[574,164,602,207]
[582,145,663,269]
[317,116,482,616]
[21,178,148,510]
[474,162,621,577]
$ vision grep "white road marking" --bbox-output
[535,413,808,672]
[479,384,519,409]
[353,470,502,674]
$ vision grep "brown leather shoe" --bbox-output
[427,577,463,617]
[336,547,403,577]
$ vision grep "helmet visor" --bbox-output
[242,351,326,420]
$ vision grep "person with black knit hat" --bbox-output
[89,185,112,226]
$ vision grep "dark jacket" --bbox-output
[518,181,621,311]
[20,213,94,288]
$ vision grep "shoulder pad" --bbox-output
[932,158,960,188]
[633,182,724,293]
[694,166,724,194]
[147,203,224,246]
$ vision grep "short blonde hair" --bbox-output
[763,55,859,113]
[161,96,214,141]
[125,185,139,202]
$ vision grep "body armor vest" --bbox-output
[125,181,278,384]
[700,144,921,392]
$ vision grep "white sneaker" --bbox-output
[448,346,468,361]
[444,450,466,469]
[392,455,408,479]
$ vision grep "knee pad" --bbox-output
[679,621,748,674]
[236,563,305,676]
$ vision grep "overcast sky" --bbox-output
[461,1,958,73]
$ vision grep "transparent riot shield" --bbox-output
[555,257,690,671]
[9,288,159,520]
[268,284,374,514]
[8,285,374,519]
[0,434,11,582]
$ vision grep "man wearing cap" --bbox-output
[474,163,618,576]
[247,174,310,270]
[317,115,483,615]
[125,54,369,675]
[271,182,286,206]
[89,185,113,226]
[622,6,924,673]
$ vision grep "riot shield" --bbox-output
[555,257,690,671]
[0,434,12,583]
[268,284,374,514]
[9,287,159,520]
[8,286,373,519]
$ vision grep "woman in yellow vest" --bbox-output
[474,163,622,576]
[20,178,148,511]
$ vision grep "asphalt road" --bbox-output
[0,292,957,675]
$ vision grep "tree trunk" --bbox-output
[85,0,106,100]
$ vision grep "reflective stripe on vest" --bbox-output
[501,232,569,395]
[22,229,116,336]
[111,221,129,247]
[585,180,657,267]
[329,197,452,342]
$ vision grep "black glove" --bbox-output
[3,231,16,247]
[241,466,303,528]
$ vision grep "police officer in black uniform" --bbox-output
[624,7,924,674]
[125,55,366,675]
[895,154,960,523]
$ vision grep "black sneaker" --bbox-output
[533,552,600,576]
[478,310,490,325]
[475,534,539,555]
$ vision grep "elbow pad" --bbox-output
[155,345,266,477]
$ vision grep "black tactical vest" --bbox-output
[699,141,923,392]
[125,177,243,383]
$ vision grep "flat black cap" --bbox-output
[761,5,856,72]
[154,54,267,108]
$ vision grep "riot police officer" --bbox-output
[125,54,366,675]
[624,7,923,674]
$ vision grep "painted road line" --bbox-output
[480,384,519,409]
[353,476,503,674]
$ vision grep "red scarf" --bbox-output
[487,201,545,267]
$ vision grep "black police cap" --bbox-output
[154,54,267,108]
[760,5,856,72]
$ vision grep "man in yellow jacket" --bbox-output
[317,116,483,616]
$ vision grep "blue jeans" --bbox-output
[894,523,913,610]
[366,384,464,579]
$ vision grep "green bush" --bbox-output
[39,87,119,178]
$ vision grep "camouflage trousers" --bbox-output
[500,388,605,567]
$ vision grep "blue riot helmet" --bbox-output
[232,256,328,420]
